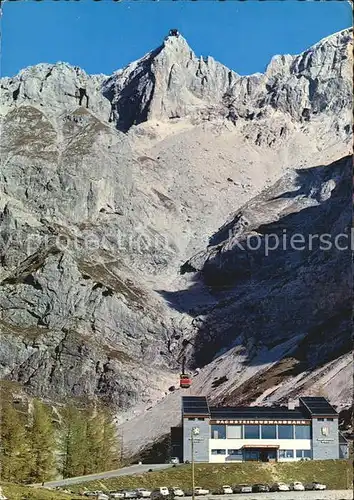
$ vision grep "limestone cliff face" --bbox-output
[0,63,109,119]
[0,29,352,440]
[102,29,352,131]
[181,154,351,373]
[103,36,238,131]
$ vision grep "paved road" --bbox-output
[183,493,351,500]
[41,464,173,488]
[184,493,352,500]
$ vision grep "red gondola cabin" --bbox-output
[180,374,191,389]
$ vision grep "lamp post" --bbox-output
[191,427,200,500]
[120,430,124,466]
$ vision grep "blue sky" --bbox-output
[1,1,351,77]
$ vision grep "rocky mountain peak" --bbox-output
[160,33,195,58]
[104,28,352,131]
[103,32,238,131]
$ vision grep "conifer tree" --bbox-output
[100,409,119,471]
[60,403,120,477]
[61,405,87,478]
[85,409,103,474]
[0,401,32,482]
[85,406,119,472]
[28,399,56,482]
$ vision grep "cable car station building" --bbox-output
[173,396,348,463]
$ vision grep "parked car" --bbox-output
[290,482,305,491]
[124,490,138,498]
[305,482,327,490]
[221,485,233,494]
[151,489,173,500]
[169,457,180,464]
[194,487,210,496]
[171,487,184,497]
[84,492,104,497]
[270,482,290,492]
[151,488,169,499]
[110,492,126,499]
[136,489,152,498]
[313,482,326,491]
[233,484,252,494]
[252,484,270,493]
[97,495,109,500]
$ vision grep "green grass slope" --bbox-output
[69,460,352,493]
[1,483,82,500]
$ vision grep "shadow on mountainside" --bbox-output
[158,156,352,381]
[102,45,164,133]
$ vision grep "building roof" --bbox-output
[299,397,338,417]
[182,396,339,420]
[182,396,210,417]
[209,406,308,420]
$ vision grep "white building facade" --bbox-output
[174,396,346,463]
[208,419,311,463]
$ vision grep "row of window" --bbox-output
[211,449,232,455]
[210,449,312,458]
[279,449,312,459]
[210,424,311,440]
